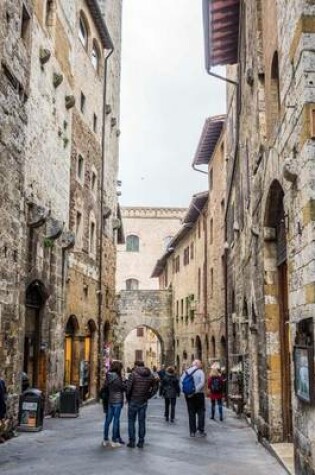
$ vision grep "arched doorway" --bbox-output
[84,320,96,399]
[64,315,79,386]
[195,335,202,361]
[220,336,226,368]
[264,180,292,441]
[24,280,49,390]
[123,325,163,372]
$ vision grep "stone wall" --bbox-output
[0,0,32,424]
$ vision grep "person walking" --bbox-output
[208,367,224,421]
[181,359,206,437]
[161,366,180,423]
[102,360,126,448]
[126,360,158,448]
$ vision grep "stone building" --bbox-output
[0,0,32,426]
[0,0,122,426]
[203,0,315,472]
[116,207,185,367]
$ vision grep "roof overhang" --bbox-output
[203,0,240,68]
[193,115,226,167]
[86,0,114,50]
[151,192,208,278]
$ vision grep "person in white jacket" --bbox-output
[180,359,206,437]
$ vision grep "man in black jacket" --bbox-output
[126,361,158,448]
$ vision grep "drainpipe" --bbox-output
[97,45,114,396]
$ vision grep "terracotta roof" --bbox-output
[86,0,113,49]
[151,192,208,278]
[193,115,225,167]
[203,0,240,68]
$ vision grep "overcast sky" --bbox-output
[119,0,226,208]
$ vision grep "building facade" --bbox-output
[0,0,122,429]
[203,0,315,472]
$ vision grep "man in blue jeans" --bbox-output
[126,361,158,448]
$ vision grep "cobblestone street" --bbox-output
[0,398,286,475]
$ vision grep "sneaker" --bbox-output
[190,432,196,437]
[118,439,126,445]
[127,441,136,448]
[196,431,207,438]
[111,441,122,448]
[102,440,110,447]
[137,441,144,448]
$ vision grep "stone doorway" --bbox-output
[264,180,292,442]
[24,280,48,391]
[64,315,80,387]
[123,325,163,371]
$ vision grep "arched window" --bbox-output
[45,0,55,28]
[91,41,101,71]
[126,278,139,290]
[126,234,139,252]
[270,51,280,132]
[89,214,96,255]
[79,13,89,49]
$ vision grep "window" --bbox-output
[210,218,214,244]
[190,242,194,260]
[89,221,96,254]
[135,350,143,361]
[80,92,86,113]
[91,41,100,71]
[175,255,180,273]
[126,235,139,252]
[21,5,31,45]
[176,300,179,317]
[77,155,84,181]
[93,113,98,133]
[45,0,55,28]
[183,246,190,266]
[210,268,214,298]
[91,171,97,193]
[79,14,88,49]
[198,268,201,299]
[75,211,83,246]
[209,168,213,192]
[126,278,139,290]
[180,299,184,317]
[137,327,144,337]
[270,51,280,133]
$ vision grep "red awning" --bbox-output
[203,0,240,68]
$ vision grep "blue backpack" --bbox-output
[182,368,198,396]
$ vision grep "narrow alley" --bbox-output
[0,399,286,475]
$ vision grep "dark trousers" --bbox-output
[164,398,176,421]
[185,393,205,434]
[211,398,223,420]
[128,401,148,443]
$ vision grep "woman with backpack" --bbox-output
[102,360,126,448]
[207,367,224,421]
[160,366,180,423]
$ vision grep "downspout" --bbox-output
[97,45,114,395]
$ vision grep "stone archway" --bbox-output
[263,180,292,442]
[123,325,163,370]
[116,290,173,366]
[24,280,49,391]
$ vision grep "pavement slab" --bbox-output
[0,397,287,475]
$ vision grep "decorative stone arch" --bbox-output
[116,290,173,366]
[124,324,164,369]
[263,179,292,442]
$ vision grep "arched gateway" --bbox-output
[115,290,174,366]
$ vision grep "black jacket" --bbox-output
[105,372,126,405]
[161,372,180,399]
[126,367,158,404]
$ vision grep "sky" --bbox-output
[119,0,226,208]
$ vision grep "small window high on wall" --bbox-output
[79,14,88,49]
[126,278,139,290]
[126,234,139,252]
